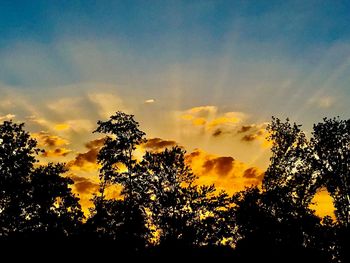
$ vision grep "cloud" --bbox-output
[180,106,245,129]
[202,156,234,177]
[212,129,223,137]
[241,134,258,142]
[68,138,105,171]
[69,175,99,194]
[31,131,72,158]
[243,167,265,184]
[145,99,155,103]
[185,149,265,193]
[88,92,126,118]
[32,131,69,147]
[0,113,15,121]
[308,96,336,109]
[42,148,72,157]
[237,123,270,147]
[54,123,70,131]
[47,97,83,114]
[237,125,253,133]
[177,106,247,138]
[142,138,178,152]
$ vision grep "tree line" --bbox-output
[0,112,349,262]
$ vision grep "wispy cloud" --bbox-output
[0,113,15,121]
[145,99,155,104]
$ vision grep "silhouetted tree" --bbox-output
[312,118,350,226]
[263,117,317,210]
[142,146,235,249]
[29,163,83,238]
[311,117,350,262]
[0,120,83,239]
[88,112,149,250]
[234,117,331,262]
[0,121,39,237]
[3,111,350,261]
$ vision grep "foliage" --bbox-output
[0,120,83,239]
[1,113,350,262]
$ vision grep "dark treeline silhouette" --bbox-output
[0,112,349,262]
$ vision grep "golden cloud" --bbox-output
[142,138,178,152]
[54,123,70,131]
[42,148,72,157]
[185,149,265,194]
[178,106,271,150]
[177,106,248,139]
[32,131,69,147]
[69,174,99,194]
[68,138,105,172]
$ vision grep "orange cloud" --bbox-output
[32,131,69,147]
[185,149,265,194]
[42,148,72,157]
[142,138,178,152]
[178,107,271,151]
[180,106,245,129]
[68,138,105,171]
[202,156,234,177]
[31,132,72,158]
[69,174,99,194]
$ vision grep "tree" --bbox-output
[29,163,83,238]
[0,120,83,239]
[311,117,350,263]
[0,121,39,237]
[243,117,331,262]
[94,111,147,201]
[263,117,317,210]
[141,146,234,248]
[312,117,350,227]
[88,111,149,249]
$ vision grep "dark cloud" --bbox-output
[69,175,99,194]
[33,131,69,147]
[143,138,177,151]
[212,129,223,137]
[42,148,71,157]
[237,125,253,133]
[243,167,265,185]
[203,156,234,177]
[68,138,104,168]
[243,167,260,178]
[85,138,105,149]
[185,150,201,164]
[241,134,257,142]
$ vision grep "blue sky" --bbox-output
[0,1,346,214]
[1,0,350,161]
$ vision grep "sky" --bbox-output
[1,0,349,216]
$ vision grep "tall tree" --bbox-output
[312,117,350,227]
[311,118,350,263]
[89,111,149,249]
[0,121,39,237]
[263,117,317,210]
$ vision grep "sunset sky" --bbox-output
[1,0,349,216]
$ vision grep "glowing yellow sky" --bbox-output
[0,93,335,218]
